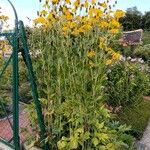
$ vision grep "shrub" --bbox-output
[106,61,150,107]
[133,44,150,62]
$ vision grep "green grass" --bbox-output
[117,100,150,137]
[142,31,150,45]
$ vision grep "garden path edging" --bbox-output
[136,118,150,150]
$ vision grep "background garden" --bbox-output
[0,0,150,149]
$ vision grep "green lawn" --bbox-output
[117,100,150,139]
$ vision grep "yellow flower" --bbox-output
[71,28,80,36]
[0,15,9,21]
[112,52,121,60]
[52,0,59,4]
[106,59,112,65]
[114,10,125,19]
[109,29,119,34]
[62,26,68,32]
[84,0,89,8]
[105,47,113,54]
[78,27,85,33]
[110,19,120,28]
[74,0,80,8]
[99,2,107,8]
[99,43,105,49]
[65,0,70,4]
[40,10,48,16]
[87,50,96,58]
[76,16,82,22]
[99,21,109,28]
[99,37,106,49]
[99,37,106,42]
[47,12,55,22]
[88,8,103,18]
[34,17,48,24]
[81,24,92,31]
[69,22,77,29]
[66,13,73,20]
[89,60,95,67]
[92,0,96,5]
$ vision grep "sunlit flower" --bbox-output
[74,0,80,8]
[87,50,96,58]
[110,19,120,28]
[109,29,119,34]
[99,21,109,28]
[114,10,125,19]
[89,60,95,67]
[99,2,107,8]
[106,59,112,65]
[112,52,121,60]
[0,15,9,21]
[65,0,70,4]
[52,0,59,4]
[84,0,89,8]
[92,0,96,5]
[34,17,48,24]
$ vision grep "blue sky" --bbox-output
[1,0,150,28]
[116,0,150,13]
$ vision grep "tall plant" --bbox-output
[25,0,134,149]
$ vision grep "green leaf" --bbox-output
[83,131,90,140]
[96,121,104,130]
[76,128,84,133]
[92,137,99,146]
[69,137,78,149]
[57,140,67,149]
[97,133,109,142]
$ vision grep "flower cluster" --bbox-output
[34,0,124,66]
[35,0,124,34]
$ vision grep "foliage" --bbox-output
[106,61,150,107]
[0,58,12,118]
[23,0,135,149]
[117,100,150,136]
[133,44,150,62]
[142,31,150,45]
[120,6,150,31]
[120,7,142,31]
[141,11,150,31]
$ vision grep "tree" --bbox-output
[142,11,150,31]
[120,7,142,31]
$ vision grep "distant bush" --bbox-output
[133,44,150,62]
[106,61,150,107]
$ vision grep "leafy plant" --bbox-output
[23,0,135,149]
[106,61,150,107]
[133,44,150,62]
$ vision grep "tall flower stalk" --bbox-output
[25,0,134,149]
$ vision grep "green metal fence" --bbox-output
[0,0,49,149]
